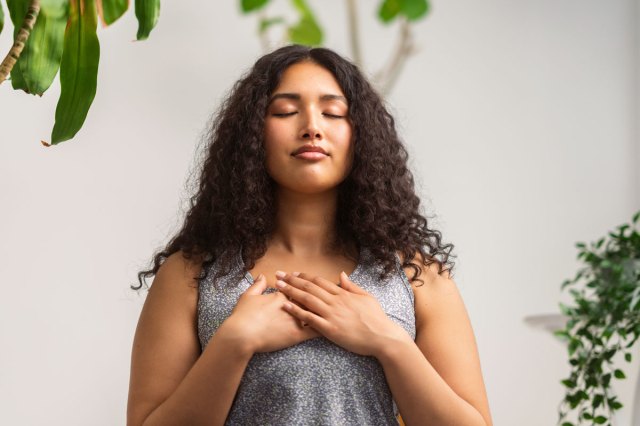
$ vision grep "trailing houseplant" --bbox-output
[555,210,640,425]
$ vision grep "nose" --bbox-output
[298,111,323,141]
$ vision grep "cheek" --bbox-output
[263,122,288,157]
[330,125,353,160]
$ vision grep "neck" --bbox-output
[269,187,341,257]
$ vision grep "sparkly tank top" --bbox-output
[197,246,416,425]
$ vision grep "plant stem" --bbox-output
[0,0,41,85]
[374,17,415,96]
[258,9,271,54]
[345,0,362,67]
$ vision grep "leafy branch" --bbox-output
[241,0,430,96]
[0,0,159,145]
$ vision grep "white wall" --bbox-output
[0,1,638,424]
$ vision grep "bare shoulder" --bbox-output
[154,250,204,291]
[398,253,462,324]
[127,251,204,425]
[396,251,493,425]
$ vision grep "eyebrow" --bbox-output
[268,93,348,105]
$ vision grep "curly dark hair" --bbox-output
[134,44,455,291]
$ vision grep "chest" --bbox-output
[246,251,359,289]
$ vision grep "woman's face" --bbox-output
[264,61,353,194]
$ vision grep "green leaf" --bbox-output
[554,329,570,340]
[400,0,429,21]
[98,0,128,26]
[593,416,607,424]
[610,400,623,409]
[561,378,577,388]
[633,210,640,224]
[559,302,573,316]
[288,15,321,45]
[625,352,632,362]
[378,0,400,23]
[0,1,5,34]
[592,393,604,409]
[568,338,582,356]
[291,0,311,15]
[603,348,616,361]
[51,0,100,144]
[17,0,68,95]
[286,0,322,46]
[259,16,284,34]
[135,0,159,40]
[241,0,269,13]
[614,369,626,379]
[618,224,630,235]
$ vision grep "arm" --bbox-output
[127,252,253,426]
[378,258,493,426]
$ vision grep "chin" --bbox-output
[279,179,342,194]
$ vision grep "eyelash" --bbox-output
[272,112,345,119]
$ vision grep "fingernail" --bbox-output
[276,280,287,289]
[292,271,300,277]
[256,274,264,281]
[275,270,286,279]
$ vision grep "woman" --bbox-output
[127,45,492,426]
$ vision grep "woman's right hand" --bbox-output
[219,274,320,354]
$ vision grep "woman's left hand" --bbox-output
[275,271,411,357]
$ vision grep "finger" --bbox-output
[309,276,342,296]
[300,324,321,338]
[280,273,334,303]
[244,274,268,295]
[339,271,367,295]
[283,301,330,332]
[276,278,330,316]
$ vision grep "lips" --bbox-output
[292,145,328,156]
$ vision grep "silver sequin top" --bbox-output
[197,246,416,425]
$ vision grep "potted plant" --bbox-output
[555,210,640,425]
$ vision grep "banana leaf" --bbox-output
[50,0,100,144]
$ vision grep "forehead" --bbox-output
[272,61,345,96]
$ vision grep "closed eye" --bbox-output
[271,112,345,118]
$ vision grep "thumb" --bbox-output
[245,274,268,295]
[339,271,366,294]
